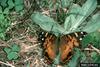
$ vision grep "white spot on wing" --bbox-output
[79,38,82,40]
[81,32,83,34]
[41,32,44,34]
[42,38,44,41]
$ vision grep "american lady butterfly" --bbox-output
[38,31,87,65]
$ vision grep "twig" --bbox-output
[84,48,94,51]
[90,45,100,54]
[0,61,15,67]
[84,45,100,55]
[24,56,33,62]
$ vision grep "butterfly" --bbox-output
[38,31,87,65]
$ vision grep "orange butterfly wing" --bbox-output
[59,34,80,64]
[43,33,57,64]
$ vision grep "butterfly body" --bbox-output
[38,31,87,65]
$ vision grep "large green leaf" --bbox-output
[68,0,97,32]
[64,4,81,33]
[31,0,97,35]
[64,15,72,31]
[31,12,65,36]
[83,12,100,33]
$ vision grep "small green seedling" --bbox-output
[4,43,20,60]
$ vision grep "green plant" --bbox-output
[8,0,24,12]
[4,43,20,60]
[91,52,100,63]
[31,0,99,36]
[31,0,100,66]
[0,6,10,40]
[82,31,100,48]
[0,0,24,12]
[0,0,24,40]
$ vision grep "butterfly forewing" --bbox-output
[40,32,57,64]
